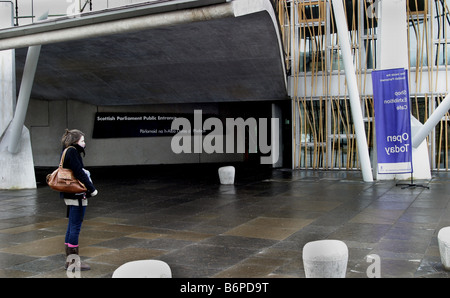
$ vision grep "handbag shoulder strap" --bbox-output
[59,146,75,168]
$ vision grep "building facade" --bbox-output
[275,0,450,171]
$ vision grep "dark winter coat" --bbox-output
[59,144,96,200]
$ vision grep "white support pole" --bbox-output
[7,12,47,154]
[0,8,43,189]
[7,44,41,153]
[375,0,430,180]
[0,2,15,137]
[331,0,373,182]
[412,92,450,148]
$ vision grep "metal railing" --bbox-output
[11,0,157,26]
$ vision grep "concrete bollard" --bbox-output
[438,227,450,270]
[302,240,348,278]
[218,166,235,185]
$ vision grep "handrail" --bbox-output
[13,0,94,26]
[11,0,202,26]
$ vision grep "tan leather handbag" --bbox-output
[46,147,87,193]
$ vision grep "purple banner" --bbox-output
[372,68,412,174]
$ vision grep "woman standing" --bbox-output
[60,129,98,271]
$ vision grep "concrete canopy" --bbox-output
[10,0,287,106]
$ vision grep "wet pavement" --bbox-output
[1,164,450,278]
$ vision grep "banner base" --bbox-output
[395,172,430,189]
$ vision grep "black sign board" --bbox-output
[93,112,187,138]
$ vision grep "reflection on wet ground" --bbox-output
[0,164,449,278]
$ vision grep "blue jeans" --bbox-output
[65,205,86,246]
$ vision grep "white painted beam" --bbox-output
[331,0,373,182]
